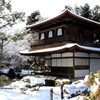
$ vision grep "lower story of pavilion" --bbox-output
[19,43,100,78]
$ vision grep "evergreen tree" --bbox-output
[92,5,100,22]
[26,10,40,25]
[0,0,25,30]
[64,5,73,11]
[0,0,25,67]
[74,5,80,15]
[80,3,92,19]
[74,5,83,16]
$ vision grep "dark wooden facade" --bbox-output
[24,10,100,78]
[27,10,100,48]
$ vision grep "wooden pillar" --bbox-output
[61,84,64,99]
[73,51,75,78]
[34,56,37,72]
[89,53,90,73]
[50,88,53,100]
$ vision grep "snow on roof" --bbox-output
[19,43,100,55]
[19,43,70,54]
[69,10,100,25]
[26,9,100,29]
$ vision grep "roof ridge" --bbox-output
[26,9,100,29]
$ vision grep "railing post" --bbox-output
[61,83,64,100]
[50,88,53,100]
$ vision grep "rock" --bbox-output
[82,88,90,96]
[45,79,55,86]
[8,68,16,79]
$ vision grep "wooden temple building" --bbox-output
[20,10,100,78]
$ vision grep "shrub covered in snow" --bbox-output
[4,76,45,92]
[55,79,70,86]
[21,76,45,85]
[85,72,95,87]
[78,70,100,100]
[63,80,89,98]
[96,70,100,79]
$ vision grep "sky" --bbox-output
[11,0,100,18]
[9,0,100,31]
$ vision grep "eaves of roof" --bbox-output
[26,10,100,30]
[19,43,100,56]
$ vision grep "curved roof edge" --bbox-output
[19,43,100,55]
[26,9,100,29]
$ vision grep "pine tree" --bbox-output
[0,0,25,29]
[92,5,100,22]
[0,0,25,68]
[80,3,92,19]
[26,10,40,25]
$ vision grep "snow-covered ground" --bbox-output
[0,86,80,100]
[0,71,90,100]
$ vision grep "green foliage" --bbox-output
[26,10,40,25]
[92,5,100,22]
[74,3,91,19]
[21,77,44,91]
[64,5,72,11]
[79,91,100,100]
[22,64,30,70]
[0,0,25,29]
[73,80,81,84]
[81,3,91,19]
[0,0,11,12]
[78,94,89,100]
[21,78,30,83]
[11,12,25,24]
[55,79,70,86]
[11,30,31,42]
[74,3,100,22]
[94,85,100,99]
[63,81,70,84]
[74,5,81,15]
[31,83,44,91]
[96,70,100,78]
[85,72,95,87]
[79,70,100,100]
[0,75,9,87]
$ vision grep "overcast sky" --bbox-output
[11,0,100,18]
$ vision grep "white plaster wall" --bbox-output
[75,52,89,57]
[75,58,89,65]
[51,54,61,57]
[45,60,51,66]
[66,59,73,67]
[57,59,62,66]
[52,58,73,67]
[62,59,66,66]
[90,59,100,73]
[75,70,89,77]
[45,55,51,59]
[90,53,100,57]
[52,59,56,66]
[62,52,73,57]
